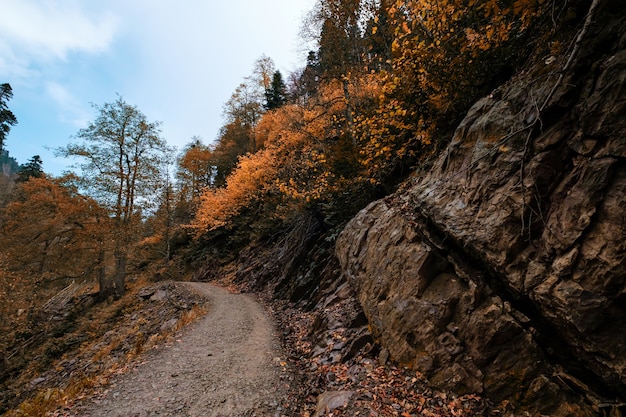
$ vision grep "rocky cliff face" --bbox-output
[337,2,626,415]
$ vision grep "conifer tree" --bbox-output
[17,155,44,182]
[265,71,288,110]
[0,83,17,152]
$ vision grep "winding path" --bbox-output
[76,283,293,417]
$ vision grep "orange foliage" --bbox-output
[191,0,550,234]
[193,149,278,232]
[193,80,365,232]
[177,141,214,201]
[1,176,109,282]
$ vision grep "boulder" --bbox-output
[337,3,626,415]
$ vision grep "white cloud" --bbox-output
[4,0,318,175]
[0,42,37,80]
[46,82,75,107]
[105,0,317,146]
[45,82,90,128]
[0,0,119,77]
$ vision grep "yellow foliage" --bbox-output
[177,141,214,203]
[139,235,163,246]
[355,0,548,181]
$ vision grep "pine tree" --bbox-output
[0,83,17,151]
[17,155,44,182]
[316,0,364,81]
[265,71,288,110]
[296,51,321,103]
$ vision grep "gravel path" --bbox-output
[75,282,294,417]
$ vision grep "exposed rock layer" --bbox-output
[337,2,626,415]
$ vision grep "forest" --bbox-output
[0,0,598,415]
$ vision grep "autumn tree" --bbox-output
[224,55,279,130]
[193,78,382,236]
[213,80,265,183]
[1,176,109,287]
[190,0,566,255]
[252,54,276,95]
[212,121,254,188]
[0,175,109,386]
[145,183,177,261]
[212,57,282,186]
[0,83,17,152]
[311,0,379,145]
[58,96,166,297]
[355,0,551,182]
[141,150,179,262]
[177,138,214,203]
[224,82,264,131]
[193,148,279,234]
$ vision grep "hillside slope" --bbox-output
[336,0,626,415]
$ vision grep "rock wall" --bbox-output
[337,2,626,415]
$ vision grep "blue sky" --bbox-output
[0,0,316,175]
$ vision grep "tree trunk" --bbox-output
[342,78,355,146]
[112,248,127,297]
[97,249,108,296]
[98,247,126,298]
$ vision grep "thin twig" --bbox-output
[540,0,600,112]
[519,0,599,238]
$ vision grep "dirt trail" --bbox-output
[75,282,294,417]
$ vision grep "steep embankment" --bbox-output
[337,1,626,416]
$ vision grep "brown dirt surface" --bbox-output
[70,282,298,417]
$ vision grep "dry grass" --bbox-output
[175,304,207,330]
[1,279,208,417]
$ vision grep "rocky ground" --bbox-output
[264,291,498,417]
[5,277,499,417]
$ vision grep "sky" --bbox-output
[0,0,317,175]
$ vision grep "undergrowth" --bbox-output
[1,277,207,417]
